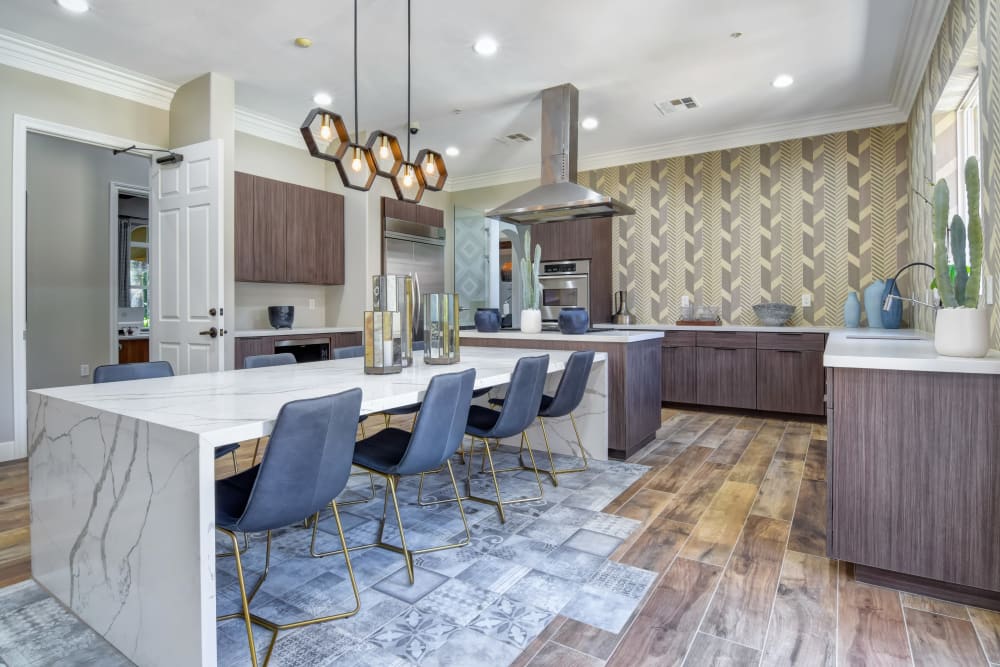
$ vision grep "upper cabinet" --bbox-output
[382,196,444,228]
[235,172,345,285]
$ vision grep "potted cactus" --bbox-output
[519,229,544,333]
[933,156,988,357]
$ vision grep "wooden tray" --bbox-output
[675,319,722,326]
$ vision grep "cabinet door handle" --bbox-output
[776,349,802,353]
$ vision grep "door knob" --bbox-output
[199,327,219,338]
[209,308,217,316]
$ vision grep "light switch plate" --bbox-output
[801,294,812,307]
[80,364,89,377]
[681,295,690,307]
[309,298,316,310]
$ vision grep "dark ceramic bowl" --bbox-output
[558,307,590,335]
[474,308,501,332]
[267,306,295,329]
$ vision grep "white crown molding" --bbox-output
[446,103,907,191]
[889,0,951,115]
[0,28,176,109]
[234,108,303,149]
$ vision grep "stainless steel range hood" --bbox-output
[487,84,635,224]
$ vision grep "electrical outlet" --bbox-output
[801,293,812,307]
[308,298,316,310]
[681,295,690,307]
[80,364,90,377]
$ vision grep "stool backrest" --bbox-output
[541,351,595,418]
[236,388,363,532]
[333,345,365,360]
[395,369,476,475]
[244,353,297,369]
[93,361,174,383]
[488,354,549,438]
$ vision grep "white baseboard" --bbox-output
[0,440,22,463]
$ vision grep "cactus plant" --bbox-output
[519,229,543,310]
[932,156,982,309]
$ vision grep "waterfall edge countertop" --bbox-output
[461,329,663,344]
[234,326,363,337]
[823,329,1000,374]
[592,322,836,334]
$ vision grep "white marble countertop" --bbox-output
[593,323,834,334]
[31,347,605,446]
[824,329,1000,374]
[234,326,363,338]
[460,329,663,343]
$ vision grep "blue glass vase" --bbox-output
[843,292,861,328]
[863,279,886,328]
[474,308,501,332]
[880,279,902,329]
[558,307,590,334]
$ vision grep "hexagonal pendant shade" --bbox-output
[366,130,404,178]
[393,162,426,203]
[336,143,378,191]
[300,107,350,164]
[415,149,447,191]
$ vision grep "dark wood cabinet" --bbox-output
[234,336,275,369]
[235,172,344,285]
[234,331,364,370]
[118,338,149,364]
[382,197,443,228]
[696,347,757,409]
[661,332,697,403]
[756,349,825,415]
[531,219,594,262]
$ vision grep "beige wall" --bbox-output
[0,64,169,446]
[26,133,149,390]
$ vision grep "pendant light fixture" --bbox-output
[392,0,426,203]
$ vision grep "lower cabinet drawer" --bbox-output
[696,347,756,409]
[756,349,825,415]
[662,345,698,403]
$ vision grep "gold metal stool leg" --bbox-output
[216,527,259,667]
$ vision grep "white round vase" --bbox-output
[934,307,989,357]
[520,309,542,334]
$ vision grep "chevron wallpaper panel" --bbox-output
[983,0,1000,349]
[577,125,909,326]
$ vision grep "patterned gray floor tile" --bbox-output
[561,585,640,634]
[515,517,579,545]
[281,571,360,618]
[415,578,500,625]
[420,627,522,667]
[532,545,605,583]
[583,512,642,539]
[333,589,411,640]
[588,560,657,600]
[503,569,579,614]
[0,581,46,609]
[412,545,481,578]
[369,607,461,663]
[263,622,357,667]
[333,640,412,667]
[345,546,408,589]
[456,554,530,595]
[468,595,554,649]
[373,566,448,605]
[563,528,623,557]
[537,504,598,527]
[486,534,558,568]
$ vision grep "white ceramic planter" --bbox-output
[934,307,990,357]
[520,309,542,334]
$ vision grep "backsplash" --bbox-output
[234,282,329,330]
[580,125,909,326]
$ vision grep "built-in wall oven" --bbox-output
[538,260,590,328]
[274,338,330,363]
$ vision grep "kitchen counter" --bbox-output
[234,326,363,337]
[823,329,1000,374]
[593,322,835,334]
[461,329,664,344]
[28,347,609,666]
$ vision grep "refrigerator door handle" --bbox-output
[413,272,421,339]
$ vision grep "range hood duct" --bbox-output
[486,84,635,224]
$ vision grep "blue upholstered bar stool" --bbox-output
[489,350,595,486]
[332,345,365,359]
[434,355,549,524]
[312,369,476,583]
[244,352,297,369]
[93,361,242,472]
[215,389,364,667]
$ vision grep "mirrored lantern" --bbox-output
[415,148,448,191]
[423,293,460,365]
[393,161,426,203]
[365,130,404,177]
[364,310,403,374]
[336,143,377,191]
[373,275,413,366]
[299,107,350,163]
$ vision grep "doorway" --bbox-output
[111,185,152,365]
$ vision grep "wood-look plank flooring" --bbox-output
[2,410,999,666]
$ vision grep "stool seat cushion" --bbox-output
[216,465,260,529]
[487,395,553,414]
[353,427,415,474]
[466,405,503,436]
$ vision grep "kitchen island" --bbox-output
[27,348,608,667]
[462,329,663,458]
[824,330,1000,609]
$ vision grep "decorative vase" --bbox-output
[934,307,989,357]
[880,279,903,329]
[558,307,590,334]
[267,305,294,329]
[520,309,542,334]
[863,279,886,328]
[363,310,402,374]
[372,275,413,366]
[474,308,501,333]
[424,293,461,365]
[843,292,861,328]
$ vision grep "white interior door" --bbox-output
[149,139,225,374]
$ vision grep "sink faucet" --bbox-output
[881,262,938,311]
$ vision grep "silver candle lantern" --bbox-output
[364,310,403,374]
[372,275,414,366]
[423,293,461,365]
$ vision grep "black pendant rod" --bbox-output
[406,0,411,162]
[353,0,359,143]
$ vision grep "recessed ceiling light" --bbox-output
[445,146,460,157]
[581,117,599,131]
[772,74,794,88]
[294,37,313,48]
[56,0,89,13]
[313,92,332,106]
[473,36,499,56]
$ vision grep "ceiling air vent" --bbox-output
[654,97,700,116]
[494,132,534,146]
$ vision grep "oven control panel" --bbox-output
[541,260,589,276]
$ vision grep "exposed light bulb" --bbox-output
[351,147,363,172]
[424,155,436,175]
[402,167,413,188]
[379,136,390,159]
[319,115,333,141]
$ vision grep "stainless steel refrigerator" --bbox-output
[383,217,446,341]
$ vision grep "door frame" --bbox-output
[108,182,151,365]
[11,114,163,460]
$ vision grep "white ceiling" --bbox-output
[0,0,947,189]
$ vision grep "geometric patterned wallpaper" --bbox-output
[983,0,1000,348]
[579,126,909,326]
